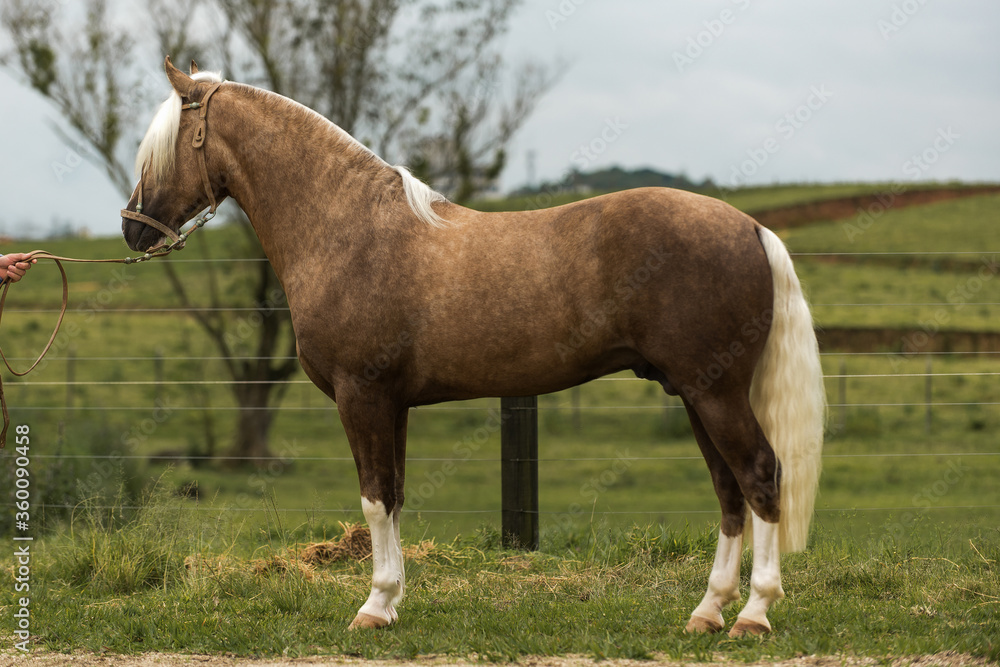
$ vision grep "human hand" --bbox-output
[0,253,37,283]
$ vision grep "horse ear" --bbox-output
[190,60,200,74]
[164,56,195,97]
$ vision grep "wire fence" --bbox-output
[3,249,999,529]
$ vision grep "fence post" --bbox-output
[501,395,539,550]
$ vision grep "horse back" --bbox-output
[389,188,773,402]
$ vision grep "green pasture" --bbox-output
[7,496,999,661]
[5,350,997,544]
[780,192,1000,260]
[471,180,974,215]
[1,184,998,661]
[719,181,954,213]
[1,188,996,542]
[799,261,998,331]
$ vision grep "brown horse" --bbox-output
[122,57,825,637]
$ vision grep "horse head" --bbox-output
[122,56,227,252]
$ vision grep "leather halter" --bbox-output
[0,81,226,448]
[121,81,224,250]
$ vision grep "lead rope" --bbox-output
[0,209,215,448]
[0,80,224,447]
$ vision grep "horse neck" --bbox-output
[211,85,408,287]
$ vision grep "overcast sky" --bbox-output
[1,0,998,239]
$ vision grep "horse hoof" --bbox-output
[348,612,391,630]
[728,618,770,638]
[685,615,724,634]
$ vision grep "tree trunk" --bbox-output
[230,380,278,466]
[158,220,299,468]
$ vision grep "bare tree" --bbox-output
[214,0,557,198]
[406,59,556,202]
[2,0,553,462]
[1,0,134,193]
[0,0,294,465]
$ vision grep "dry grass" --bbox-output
[183,523,437,580]
[300,522,373,565]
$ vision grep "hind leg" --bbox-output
[688,393,784,636]
[684,401,745,634]
[729,510,784,637]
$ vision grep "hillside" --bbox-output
[1,181,996,545]
[510,165,707,197]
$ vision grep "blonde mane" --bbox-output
[134,70,448,227]
[134,70,223,183]
[394,166,448,228]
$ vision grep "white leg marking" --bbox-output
[392,506,405,605]
[355,498,404,625]
[687,530,742,631]
[733,511,784,633]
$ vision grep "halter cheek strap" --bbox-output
[120,81,224,247]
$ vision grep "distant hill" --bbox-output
[512,166,708,197]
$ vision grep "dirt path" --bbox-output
[2,650,995,667]
[747,185,1000,230]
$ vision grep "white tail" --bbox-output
[750,226,826,553]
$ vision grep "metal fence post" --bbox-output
[501,395,539,550]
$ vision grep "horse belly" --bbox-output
[407,282,644,401]
[410,338,641,402]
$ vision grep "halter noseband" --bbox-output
[121,81,224,253]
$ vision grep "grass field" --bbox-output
[1,184,998,662]
[4,342,998,542]
[8,497,999,661]
[779,193,1000,260]
[471,180,978,215]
